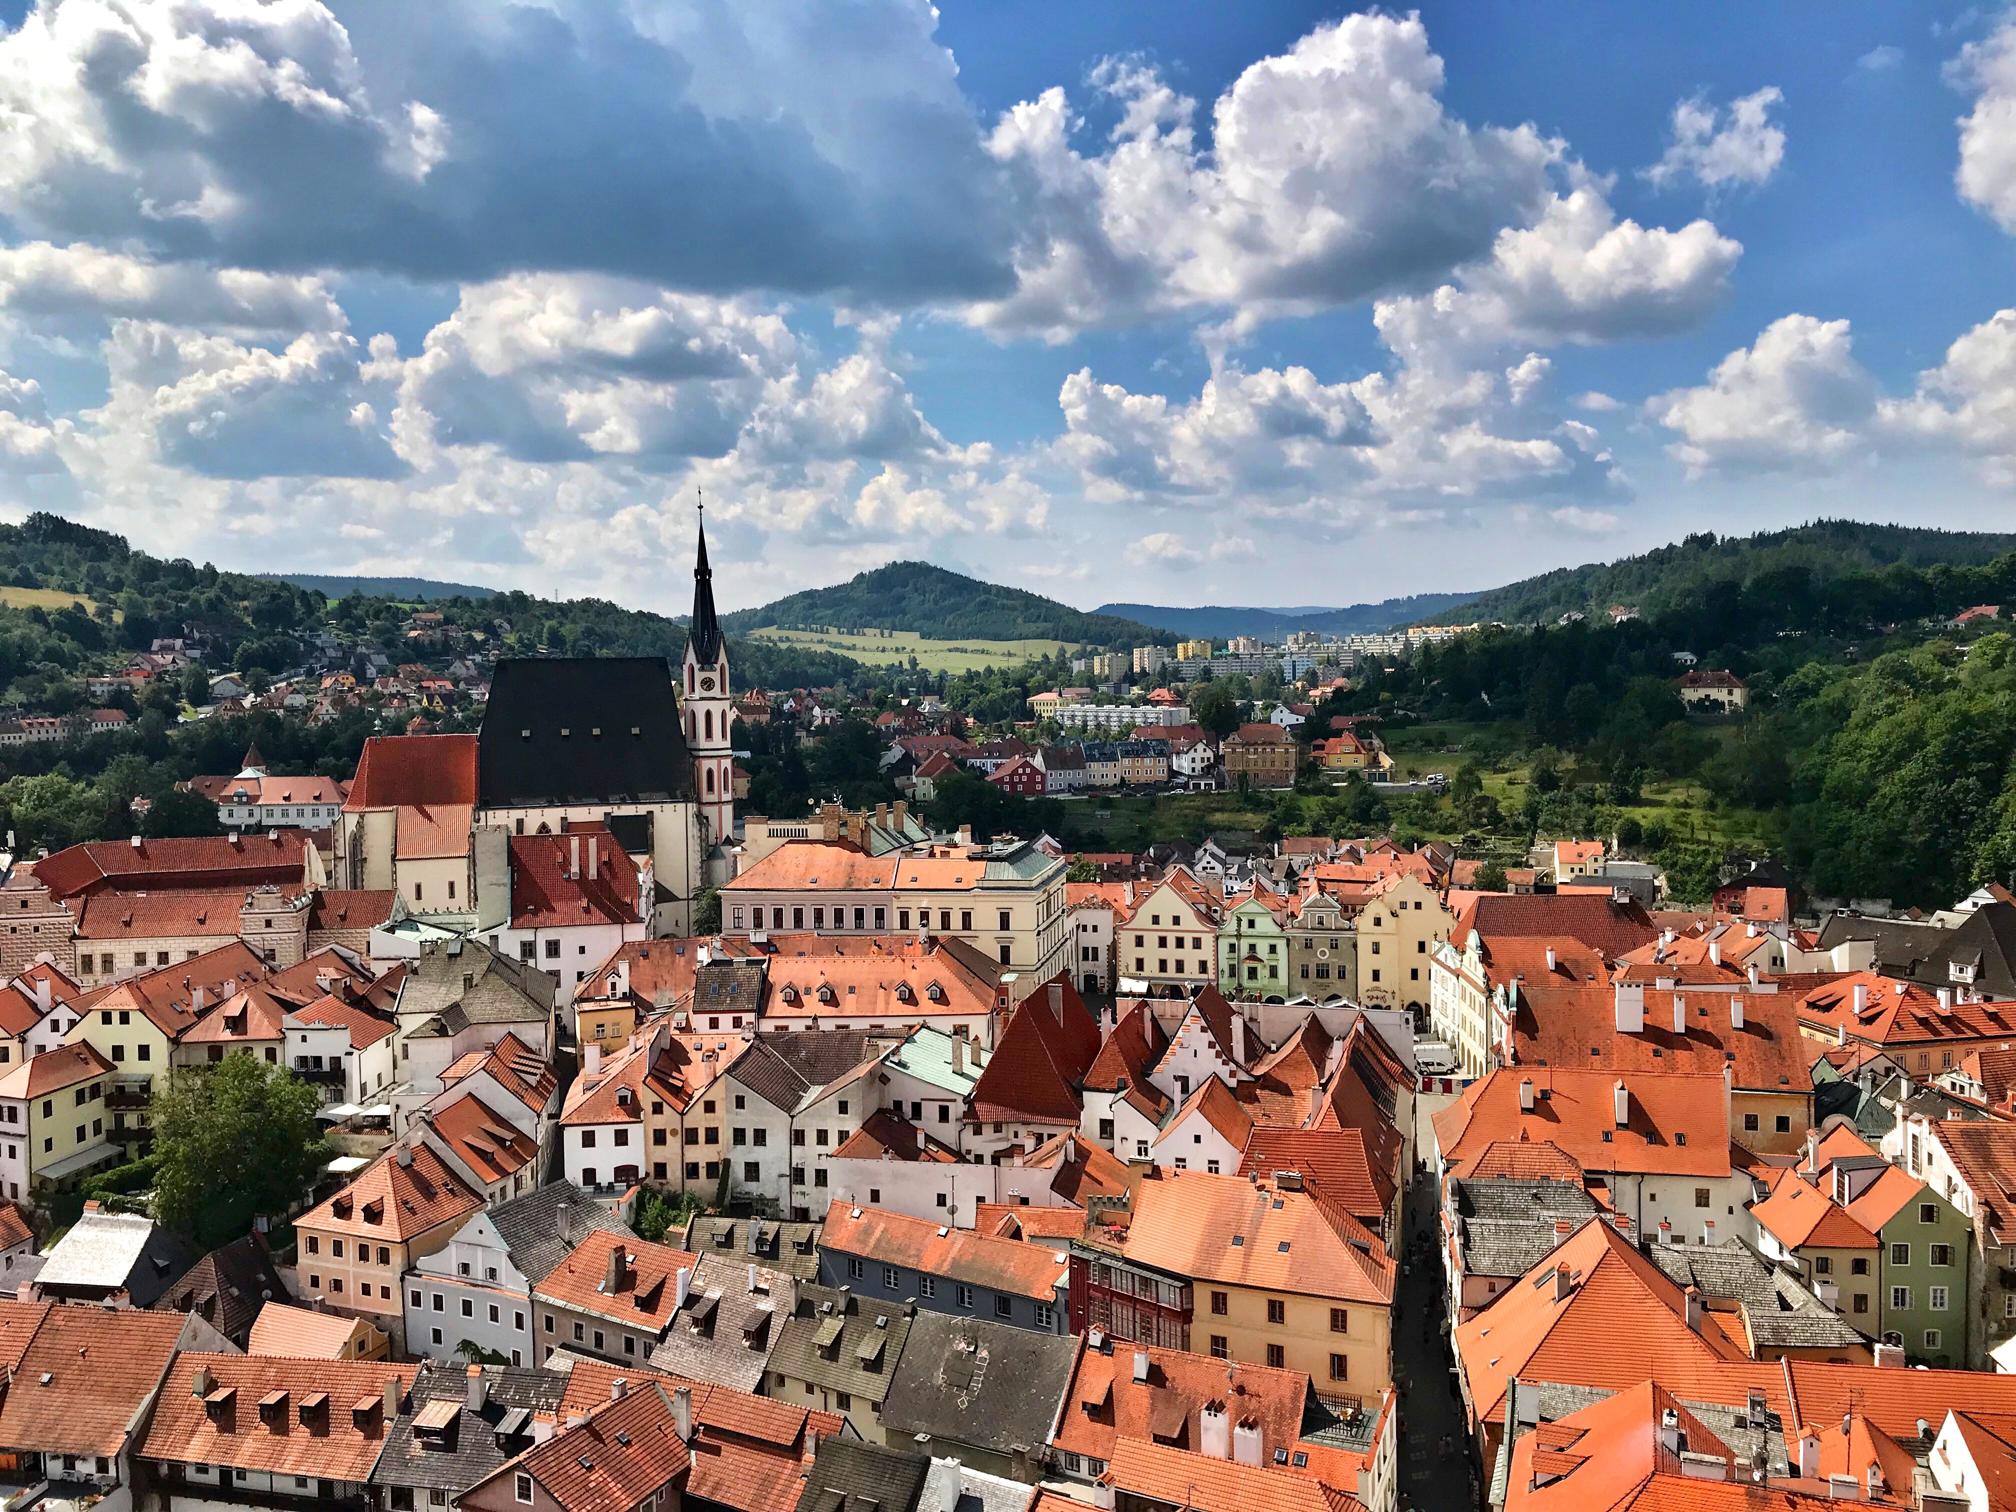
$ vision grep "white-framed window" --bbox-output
[1890,1286,1911,1311]
[1925,1329,1943,1351]
[1890,1242,1910,1267]
[919,1276,936,1298]
[956,1283,975,1308]
[1930,1285,1950,1311]
[515,1472,534,1505]
[882,1266,900,1289]
[1034,1304,1055,1328]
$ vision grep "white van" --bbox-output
[1413,1038,1458,1077]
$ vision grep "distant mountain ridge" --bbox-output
[1096,591,1481,641]
[260,573,496,601]
[1421,520,2016,626]
[722,561,1169,645]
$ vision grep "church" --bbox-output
[471,515,737,937]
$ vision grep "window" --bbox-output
[847,1258,864,1280]
[1693,1188,1710,1209]
[515,1473,534,1505]
[1931,1285,1951,1311]
[1851,1257,1869,1276]
[1920,1202,1939,1224]
[1742,1113,1759,1132]
[1329,1353,1348,1381]
[1210,1290,1228,1316]
[882,1266,900,1289]
[1890,1242,1910,1267]
[1266,1344,1285,1368]
[1034,1304,1055,1328]
[1330,1308,1349,1333]
[1814,1255,1832,1276]
[1267,1298,1286,1325]
[994,1295,1012,1318]
[1209,1335,1228,1359]
[1931,1243,1954,1266]
[1853,1294,1869,1315]
[1890,1286,1911,1311]
[1926,1329,1944,1351]
[956,1284,975,1309]
[920,1276,936,1298]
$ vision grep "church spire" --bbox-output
[688,492,724,668]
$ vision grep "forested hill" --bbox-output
[0,511,856,705]
[1098,590,1480,640]
[721,561,1170,645]
[1429,521,2016,627]
[259,573,497,601]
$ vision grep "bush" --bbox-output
[84,1152,160,1199]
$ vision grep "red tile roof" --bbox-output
[821,1199,1069,1301]
[0,1039,109,1099]
[424,1093,539,1187]
[1238,1128,1394,1229]
[344,733,479,810]
[1750,1176,1877,1252]
[485,1380,690,1512]
[306,889,398,934]
[1102,1437,1366,1512]
[508,825,644,930]
[1053,1336,1314,1467]
[289,990,397,1050]
[72,887,254,940]
[1796,970,2016,1047]
[140,1353,413,1481]
[0,1305,186,1457]
[966,976,1101,1127]
[1451,892,1659,958]
[32,832,310,901]
[534,1232,700,1331]
[1513,985,1811,1094]
[1453,1218,1752,1432]
[296,1143,482,1245]
[1110,1170,1393,1305]
[1433,1068,1732,1181]
[72,941,273,1039]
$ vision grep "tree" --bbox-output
[1190,680,1241,740]
[152,1056,329,1246]
[140,787,225,838]
[692,886,721,935]
[1473,862,1509,892]
[1066,859,1100,883]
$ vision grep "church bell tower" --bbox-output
[682,504,735,875]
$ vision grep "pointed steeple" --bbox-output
[238,741,267,777]
[688,498,724,668]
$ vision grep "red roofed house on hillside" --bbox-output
[479,825,651,1004]
[1797,970,2016,1079]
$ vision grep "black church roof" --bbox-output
[478,657,694,807]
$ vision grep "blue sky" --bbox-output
[0,1,2008,615]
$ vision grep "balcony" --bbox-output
[105,1076,151,1111]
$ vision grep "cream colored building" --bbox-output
[0,1041,117,1203]
[1116,869,1222,994]
[723,838,1068,1000]
[1347,874,1454,1018]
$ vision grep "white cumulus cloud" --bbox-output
[1644,87,1787,192]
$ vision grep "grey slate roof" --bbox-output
[880,1311,1077,1458]
[369,1361,563,1496]
[1451,1178,1602,1280]
[691,958,767,1021]
[35,1211,195,1307]
[478,657,694,807]
[1647,1239,1868,1352]
[797,1437,931,1512]
[675,1215,823,1282]
[400,936,555,1036]
[488,1181,633,1287]
[647,1252,794,1393]
[731,1029,881,1114]
[769,1283,914,1408]
[152,1234,288,1344]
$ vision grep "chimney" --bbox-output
[1132,1349,1150,1384]
[1659,1406,1681,1456]
[1684,1286,1704,1332]
[1730,998,1745,1031]
[1614,983,1645,1034]
[1613,1079,1629,1128]
[1657,1218,1673,1247]
[192,1364,216,1398]
[1233,1419,1263,1467]
[384,1377,402,1420]
[1544,947,1556,973]
[1873,1341,1905,1368]
[1746,963,1759,987]
[29,976,49,1013]
[1671,993,1687,1036]
[466,1366,487,1412]
[1938,987,1954,1011]
[583,1042,602,1076]
[1518,1078,1535,1113]
[1804,1128,1819,1175]
[1231,1014,1249,1066]
[396,1146,414,1168]
[1798,1431,1820,1479]
[130,833,143,850]
[675,1266,693,1310]
[1552,1263,1573,1301]
[747,1262,759,1294]
[568,833,581,879]
[556,1199,575,1241]
[587,835,599,878]
[1702,1217,1717,1245]
[1708,940,1721,967]
[610,1377,628,1402]
[1199,1401,1230,1460]
[950,1037,966,1076]
[1852,982,1867,1016]
[673,1386,693,1443]
[604,1244,627,1293]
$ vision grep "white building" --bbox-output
[1051,703,1193,734]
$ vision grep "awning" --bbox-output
[34,1142,119,1182]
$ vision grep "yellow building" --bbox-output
[1176,640,1213,661]
[1085,1170,1395,1409]
[1350,873,1455,1016]
[0,1041,117,1202]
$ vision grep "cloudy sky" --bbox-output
[0,0,2011,615]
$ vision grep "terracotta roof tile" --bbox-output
[480,1379,689,1512]
[1433,1068,1732,1181]
[246,1301,379,1359]
[0,1305,186,1457]
[1053,1336,1314,1467]
[0,1040,109,1099]
[966,977,1100,1126]
[296,1144,482,1244]
[534,1232,700,1332]
[820,1199,1070,1301]
[424,1093,539,1187]
[344,734,478,810]
[1103,1437,1366,1512]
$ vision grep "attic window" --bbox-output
[1231,1235,1245,1247]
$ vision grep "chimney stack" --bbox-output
[588,835,599,878]
[1614,983,1645,1035]
[1684,1286,1704,1332]
[384,1377,402,1420]
[1544,947,1556,973]
[466,1365,486,1412]
[1852,982,1867,1016]
[1552,1263,1573,1301]
[1708,940,1721,967]
[1518,1078,1535,1113]
[569,833,581,880]
[1730,998,1745,1031]
[1671,993,1687,1036]
[610,1378,628,1402]
[675,1266,692,1310]
[673,1386,693,1443]
[604,1244,627,1293]
[1613,1079,1629,1128]
[583,1042,602,1076]
[1132,1349,1150,1384]
[1233,1419,1263,1467]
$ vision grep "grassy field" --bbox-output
[750,625,1071,673]
[0,585,106,616]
